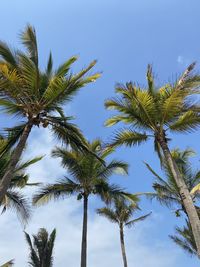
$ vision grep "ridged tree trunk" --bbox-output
[157,133,200,257]
[0,122,33,202]
[81,195,88,267]
[119,223,128,267]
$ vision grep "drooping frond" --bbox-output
[33,178,81,206]
[97,207,118,223]
[169,220,197,257]
[1,190,31,224]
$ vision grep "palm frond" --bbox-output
[110,129,148,147]
[97,207,118,223]
[20,25,38,66]
[33,178,80,206]
[125,212,152,227]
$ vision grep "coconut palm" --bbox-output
[0,260,14,267]
[105,63,200,254]
[25,228,56,267]
[0,25,100,202]
[170,220,197,257]
[145,148,200,217]
[97,198,151,267]
[0,138,41,223]
[33,139,129,267]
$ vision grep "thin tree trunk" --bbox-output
[119,223,128,267]
[157,134,200,257]
[0,122,33,202]
[81,195,88,267]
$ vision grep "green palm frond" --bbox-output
[110,129,149,147]
[0,41,17,66]
[169,220,197,257]
[125,212,152,227]
[97,207,118,223]
[2,190,31,224]
[20,25,38,66]
[33,178,81,206]
[25,228,56,267]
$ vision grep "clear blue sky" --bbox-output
[0,0,200,266]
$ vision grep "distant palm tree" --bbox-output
[25,228,56,267]
[105,63,200,254]
[97,198,151,267]
[145,148,200,217]
[0,138,41,223]
[0,260,14,267]
[33,139,129,267]
[170,220,197,257]
[0,24,100,202]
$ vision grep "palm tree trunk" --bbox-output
[157,134,200,257]
[81,195,88,267]
[119,223,128,267]
[0,122,33,202]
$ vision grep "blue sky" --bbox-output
[0,0,200,266]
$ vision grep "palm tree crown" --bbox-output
[97,198,151,228]
[25,228,56,267]
[33,139,128,205]
[105,64,200,150]
[0,138,41,223]
[145,148,200,216]
[170,220,197,257]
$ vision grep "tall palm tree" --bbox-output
[97,198,151,267]
[169,220,197,257]
[0,260,14,267]
[105,63,200,254]
[0,25,100,202]
[145,148,200,217]
[25,228,56,267]
[0,138,41,223]
[33,139,129,267]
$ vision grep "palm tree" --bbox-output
[105,63,200,254]
[0,260,14,267]
[97,198,151,267]
[0,25,100,202]
[0,138,41,223]
[145,148,200,217]
[25,228,56,267]
[169,220,197,257]
[33,139,129,267]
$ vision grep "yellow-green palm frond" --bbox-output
[110,129,149,148]
[169,110,200,133]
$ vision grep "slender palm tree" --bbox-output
[0,25,100,202]
[170,220,197,257]
[0,138,41,223]
[33,139,129,267]
[105,63,200,254]
[25,228,56,267]
[97,198,151,267]
[145,148,200,217]
[0,260,14,267]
